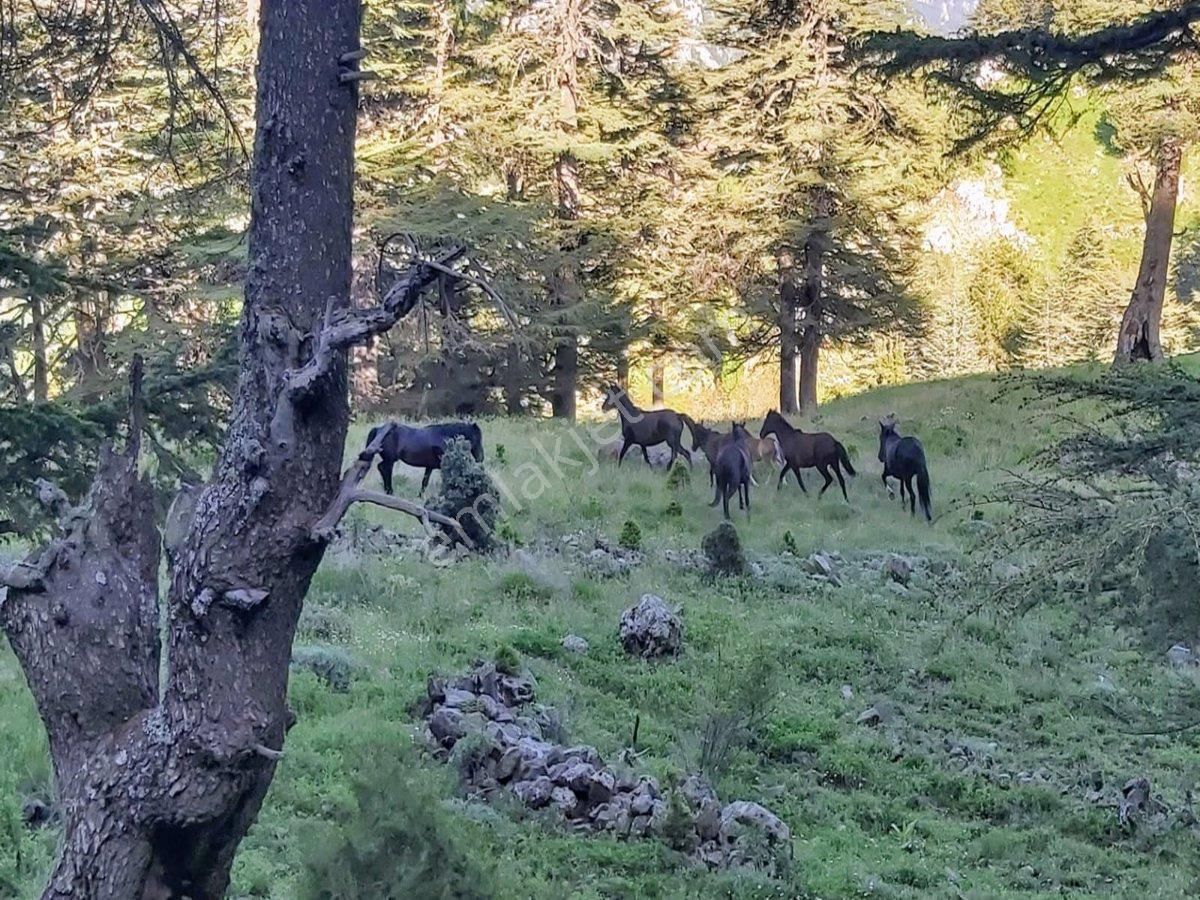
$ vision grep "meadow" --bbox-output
[3,366,1200,898]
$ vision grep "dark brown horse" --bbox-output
[601,385,693,469]
[686,420,776,487]
[878,418,931,521]
[759,409,856,501]
[709,422,753,519]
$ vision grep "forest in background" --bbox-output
[3,0,1200,530]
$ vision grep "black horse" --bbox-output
[878,419,931,521]
[601,385,693,469]
[366,421,484,495]
[709,422,753,520]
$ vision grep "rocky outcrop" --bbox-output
[421,660,788,869]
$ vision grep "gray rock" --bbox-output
[630,791,655,817]
[885,580,909,597]
[840,684,854,701]
[587,769,616,804]
[883,554,912,586]
[1167,644,1194,667]
[857,706,883,727]
[562,745,603,767]
[551,785,579,815]
[442,688,478,709]
[590,797,631,831]
[428,707,467,746]
[719,801,791,845]
[619,594,683,659]
[549,760,596,793]
[513,777,554,809]
[805,553,835,577]
[562,634,590,654]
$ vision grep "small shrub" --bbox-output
[297,748,497,900]
[661,786,697,853]
[697,651,779,782]
[666,463,691,492]
[781,530,798,555]
[664,499,682,518]
[297,603,353,643]
[619,519,642,551]
[496,520,522,546]
[291,645,357,692]
[493,644,521,676]
[510,628,560,659]
[702,521,746,576]
[580,496,604,519]
[431,437,499,552]
[498,571,553,603]
[494,443,507,464]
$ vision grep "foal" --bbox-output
[759,409,856,501]
[686,421,775,487]
[878,419,931,521]
[709,422,753,520]
[601,385,693,469]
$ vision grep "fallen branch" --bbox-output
[310,423,471,546]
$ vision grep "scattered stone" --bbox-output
[805,552,835,577]
[562,634,589,655]
[1119,776,1153,826]
[885,580,909,597]
[883,554,912,586]
[991,560,1023,582]
[840,684,854,701]
[21,797,52,830]
[619,594,683,659]
[857,706,883,727]
[1167,644,1194,667]
[420,659,786,871]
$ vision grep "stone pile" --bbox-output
[421,660,790,869]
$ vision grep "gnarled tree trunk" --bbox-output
[1114,139,1182,365]
[1,2,366,895]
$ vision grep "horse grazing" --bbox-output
[709,422,753,520]
[601,385,693,469]
[759,409,856,501]
[365,420,484,495]
[878,419,931,521]
[687,420,777,487]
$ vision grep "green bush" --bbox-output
[291,645,358,693]
[781,530,798,555]
[432,437,499,551]
[666,463,691,492]
[498,571,553,602]
[298,603,353,643]
[702,521,746,576]
[664,499,682,518]
[619,519,642,551]
[297,749,496,900]
[493,644,521,675]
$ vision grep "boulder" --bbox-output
[619,594,683,659]
[805,553,835,578]
[513,777,554,809]
[442,688,478,709]
[562,634,590,654]
[719,801,791,846]
[1167,644,1194,667]
[549,760,597,794]
[551,785,580,815]
[428,707,467,746]
[587,769,616,804]
[883,554,912,586]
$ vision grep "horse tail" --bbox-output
[366,425,379,447]
[916,457,932,522]
[678,413,698,442]
[837,441,856,477]
[468,423,484,462]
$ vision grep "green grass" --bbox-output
[4,365,1200,898]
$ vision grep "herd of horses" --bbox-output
[364,383,933,523]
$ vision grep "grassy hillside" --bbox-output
[4,365,1200,898]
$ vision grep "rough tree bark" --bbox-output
[1113,139,1182,365]
[798,188,832,414]
[0,2,376,895]
[550,0,584,421]
[777,250,799,414]
[30,293,49,402]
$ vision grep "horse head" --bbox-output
[759,409,780,439]
[878,417,898,462]
[731,421,751,443]
[601,384,623,412]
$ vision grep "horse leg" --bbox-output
[617,438,634,467]
[817,463,833,498]
[833,461,849,502]
[666,443,678,469]
[743,480,751,519]
[420,467,433,495]
[709,482,721,507]
[905,476,916,516]
[795,469,807,493]
[882,472,893,500]
[679,444,693,467]
[722,485,733,520]
[378,458,395,496]
[641,444,652,466]
[710,466,716,488]
[777,465,789,491]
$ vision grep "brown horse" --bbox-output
[709,422,753,519]
[759,409,856,501]
[686,420,778,487]
[601,385,693,469]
